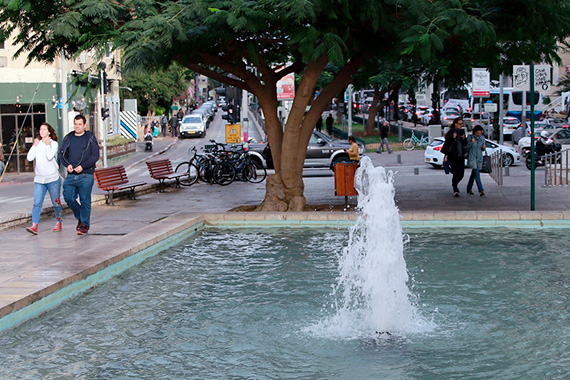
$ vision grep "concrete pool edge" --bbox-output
[2,210,570,333]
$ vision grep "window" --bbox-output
[512,91,540,106]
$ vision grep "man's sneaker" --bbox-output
[76,220,82,231]
[53,221,62,232]
[77,224,89,235]
[26,223,38,235]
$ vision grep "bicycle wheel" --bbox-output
[212,162,235,185]
[197,156,215,183]
[403,138,415,151]
[245,162,267,183]
[175,162,199,186]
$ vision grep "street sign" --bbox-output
[513,65,530,91]
[513,64,552,94]
[484,103,498,113]
[472,68,490,97]
[533,65,551,94]
[225,123,241,143]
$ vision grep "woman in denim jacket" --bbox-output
[466,125,486,196]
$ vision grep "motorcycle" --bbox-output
[524,143,561,170]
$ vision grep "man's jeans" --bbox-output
[63,173,94,228]
[32,178,62,224]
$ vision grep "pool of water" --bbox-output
[0,227,568,379]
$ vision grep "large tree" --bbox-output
[3,0,570,210]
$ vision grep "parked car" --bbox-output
[191,108,212,128]
[425,137,520,168]
[179,114,207,138]
[248,131,365,170]
[545,118,569,128]
[518,128,570,156]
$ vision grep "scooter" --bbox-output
[524,143,561,170]
[144,132,153,151]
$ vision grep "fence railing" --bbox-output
[489,151,504,186]
[544,148,570,186]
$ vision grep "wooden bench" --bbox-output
[146,159,186,192]
[94,165,147,205]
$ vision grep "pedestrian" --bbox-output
[0,141,5,175]
[25,123,62,235]
[151,118,159,137]
[466,125,486,197]
[441,117,468,197]
[326,114,334,136]
[160,113,168,137]
[168,115,179,137]
[58,114,100,235]
[376,120,392,153]
[346,135,360,162]
[316,116,323,132]
[176,109,184,123]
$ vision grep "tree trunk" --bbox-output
[364,85,382,136]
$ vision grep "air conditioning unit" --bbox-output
[78,53,87,64]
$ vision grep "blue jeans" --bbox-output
[32,178,62,224]
[63,173,94,228]
[467,168,484,193]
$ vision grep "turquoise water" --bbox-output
[0,228,569,379]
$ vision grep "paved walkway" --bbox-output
[1,137,570,331]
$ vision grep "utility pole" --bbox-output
[99,62,108,168]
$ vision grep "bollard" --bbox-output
[397,120,403,142]
[504,166,510,176]
[414,167,419,175]
[397,154,402,164]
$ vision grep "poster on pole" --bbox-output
[513,65,530,91]
[533,65,551,94]
[472,68,490,97]
[276,73,295,100]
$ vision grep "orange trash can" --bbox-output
[334,162,358,197]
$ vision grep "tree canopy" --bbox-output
[3,0,570,210]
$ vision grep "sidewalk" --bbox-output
[1,142,570,332]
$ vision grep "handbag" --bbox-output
[481,152,492,174]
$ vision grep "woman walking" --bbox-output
[26,122,62,234]
[441,117,468,197]
[466,125,486,196]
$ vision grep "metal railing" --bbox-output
[544,148,570,186]
[489,150,503,186]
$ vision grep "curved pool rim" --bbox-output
[1,210,570,334]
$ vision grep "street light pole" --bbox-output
[99,62,107,168]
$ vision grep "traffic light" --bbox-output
[101,107,110,120]
[221,104,234,123]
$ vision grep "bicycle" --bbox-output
[175,146,217,186]
[403,131,429,151]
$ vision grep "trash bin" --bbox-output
[334,162,358,197]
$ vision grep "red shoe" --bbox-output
[53,221,62,232]
[77,224,89,235]
[26,223,38,235]
[76,220,81,231]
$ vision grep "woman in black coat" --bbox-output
[441,117,468,197]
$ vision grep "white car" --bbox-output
[179,114,207,138]
[425,137,521,167]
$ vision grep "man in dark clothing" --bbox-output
[326,114,334,136]
[168,116,179,137]
[58,114,100,235]
[176,109,184,123]
[316,116,323,132]
[160,114,168,137]
[376,120,392,153]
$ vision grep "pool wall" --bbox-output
[1,210,570,333]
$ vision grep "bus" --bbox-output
[479,87,543,121]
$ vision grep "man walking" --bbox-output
[376,120,392,153]
[168,115,179,138]
[160,113,168,137]
[326,114,334,136]
[58,115,100,235]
